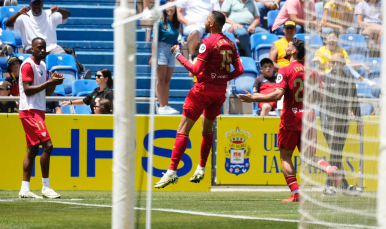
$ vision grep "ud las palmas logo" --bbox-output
[225,127,251,176]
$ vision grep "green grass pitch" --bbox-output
[0,190,376,229]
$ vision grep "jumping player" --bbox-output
[18,37,64,199]
[154,11,244,188]
[238,38,342,202]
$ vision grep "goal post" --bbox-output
[112,1,137,228]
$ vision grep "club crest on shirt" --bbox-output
[42,132,46,137]
[276,74,283,83]
[199,44,206,53]
[224,127,251,176]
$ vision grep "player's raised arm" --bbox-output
[238,89,284,103]
[172,44,207,75]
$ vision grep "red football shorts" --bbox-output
[183,88,226,121]
[278,128,316,154]
[20,110,51,147]
[258,101,277,111]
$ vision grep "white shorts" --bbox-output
[183,25,205,38]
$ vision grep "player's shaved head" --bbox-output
[211,11,225,28]
[32,37,45,47]
[331,53,345,63]
[31,37,46,61]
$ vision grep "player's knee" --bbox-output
[43,142,54,154]
[262,103,272,112]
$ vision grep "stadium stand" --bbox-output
[267,10,279,33]
[338,34,369,63]
[54,84,66,97]
[46,54,79,95]
[251,33,278,64]
[72,79,98,97]
[1,30,18,54]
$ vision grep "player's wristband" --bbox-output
[173,48,181,58]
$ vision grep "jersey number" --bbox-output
[294,78,303,102]
[220,50,232,72]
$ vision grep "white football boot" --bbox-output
[154,172,178,189]
[42,188,61,199]
[190,166,205,183]
[19,191,43,199]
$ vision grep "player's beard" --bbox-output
[205,24,210,34]
[284,53,290,60]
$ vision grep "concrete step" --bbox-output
[57,28,146,41]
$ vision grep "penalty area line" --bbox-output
[47,201,376,229]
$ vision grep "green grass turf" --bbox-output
[0,190,376,229]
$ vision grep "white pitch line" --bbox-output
[47,201,377,229]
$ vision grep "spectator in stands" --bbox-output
[312,31,375,86]
[0,81,17,113]
[221,0,269,57]
[271,0,320,35]
[5,56,22,97]
[252,58,277,116]
[177,0,220,62]
[60,68,114,114]
[45,92,63,114]
[0,44,14,57]
[255,0,285,28]
[149,0,180,115]
[269,20,296,71]
[3,0,17,6]
[355,0,382,45]
[94,98,113,114]
[6,0,71,54]
[321,0,356,35]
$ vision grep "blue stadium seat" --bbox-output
[251,33,278,64]
[0,57,8,71]
[356,82,374,98]
[360,58,381,79]
[0,78,5,81]
[231,57,258,96]
[1,30,18,53]
[224,33,239,54]
[74,105,92,114]
[72,79,98,97]
[338,34,368,60]
[0,6,21,29]
[360,103,372,116]
[61,105,72,114]
[46,54,79,94]
[294,34,323,49]
[13,53,31,63]
[54,84,66,96]
[267,10,280,33]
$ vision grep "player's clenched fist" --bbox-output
[170,45,181,58]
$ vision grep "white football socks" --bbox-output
[166,169,176,175]
[197,165,205,170]
[20,181,30,194]
[42,178,50,192]
[292,189,299,194]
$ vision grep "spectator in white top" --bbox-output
[5,0,71,54]
[355,0,382,45]
[177,0,220,62]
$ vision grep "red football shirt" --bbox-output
[275,61,306,132]
[194,33,240,92]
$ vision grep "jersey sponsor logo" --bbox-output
[199,44,206,53]
[276,74,283,83]
[224,127,251,176]
[211,73,216,79]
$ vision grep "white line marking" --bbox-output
[47,201,376,228]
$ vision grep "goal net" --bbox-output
[300,0,384,228]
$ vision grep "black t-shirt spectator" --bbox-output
[252,76,277,94]
[5,75,19,96]
[83,87,114,114]
[0,101,17,113]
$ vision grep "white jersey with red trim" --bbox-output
[19,57,47,111]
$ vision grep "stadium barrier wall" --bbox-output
[216,117,378,191]
[0,115,211,191]
[0,115,378,191]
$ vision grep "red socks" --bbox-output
[199,132,213,168]
[285,176,299,193]
[168,132,189,171]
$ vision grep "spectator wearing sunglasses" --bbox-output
[60,68,113,114]
[94,98,113,114]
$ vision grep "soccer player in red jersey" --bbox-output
[154,11,244,188]
[18,37,64,199]
[238,38,342,202]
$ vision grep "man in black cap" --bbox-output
[5,56,23,97]
[5,0,71,54]
[0,81,17,113]
[252,58,277,116]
